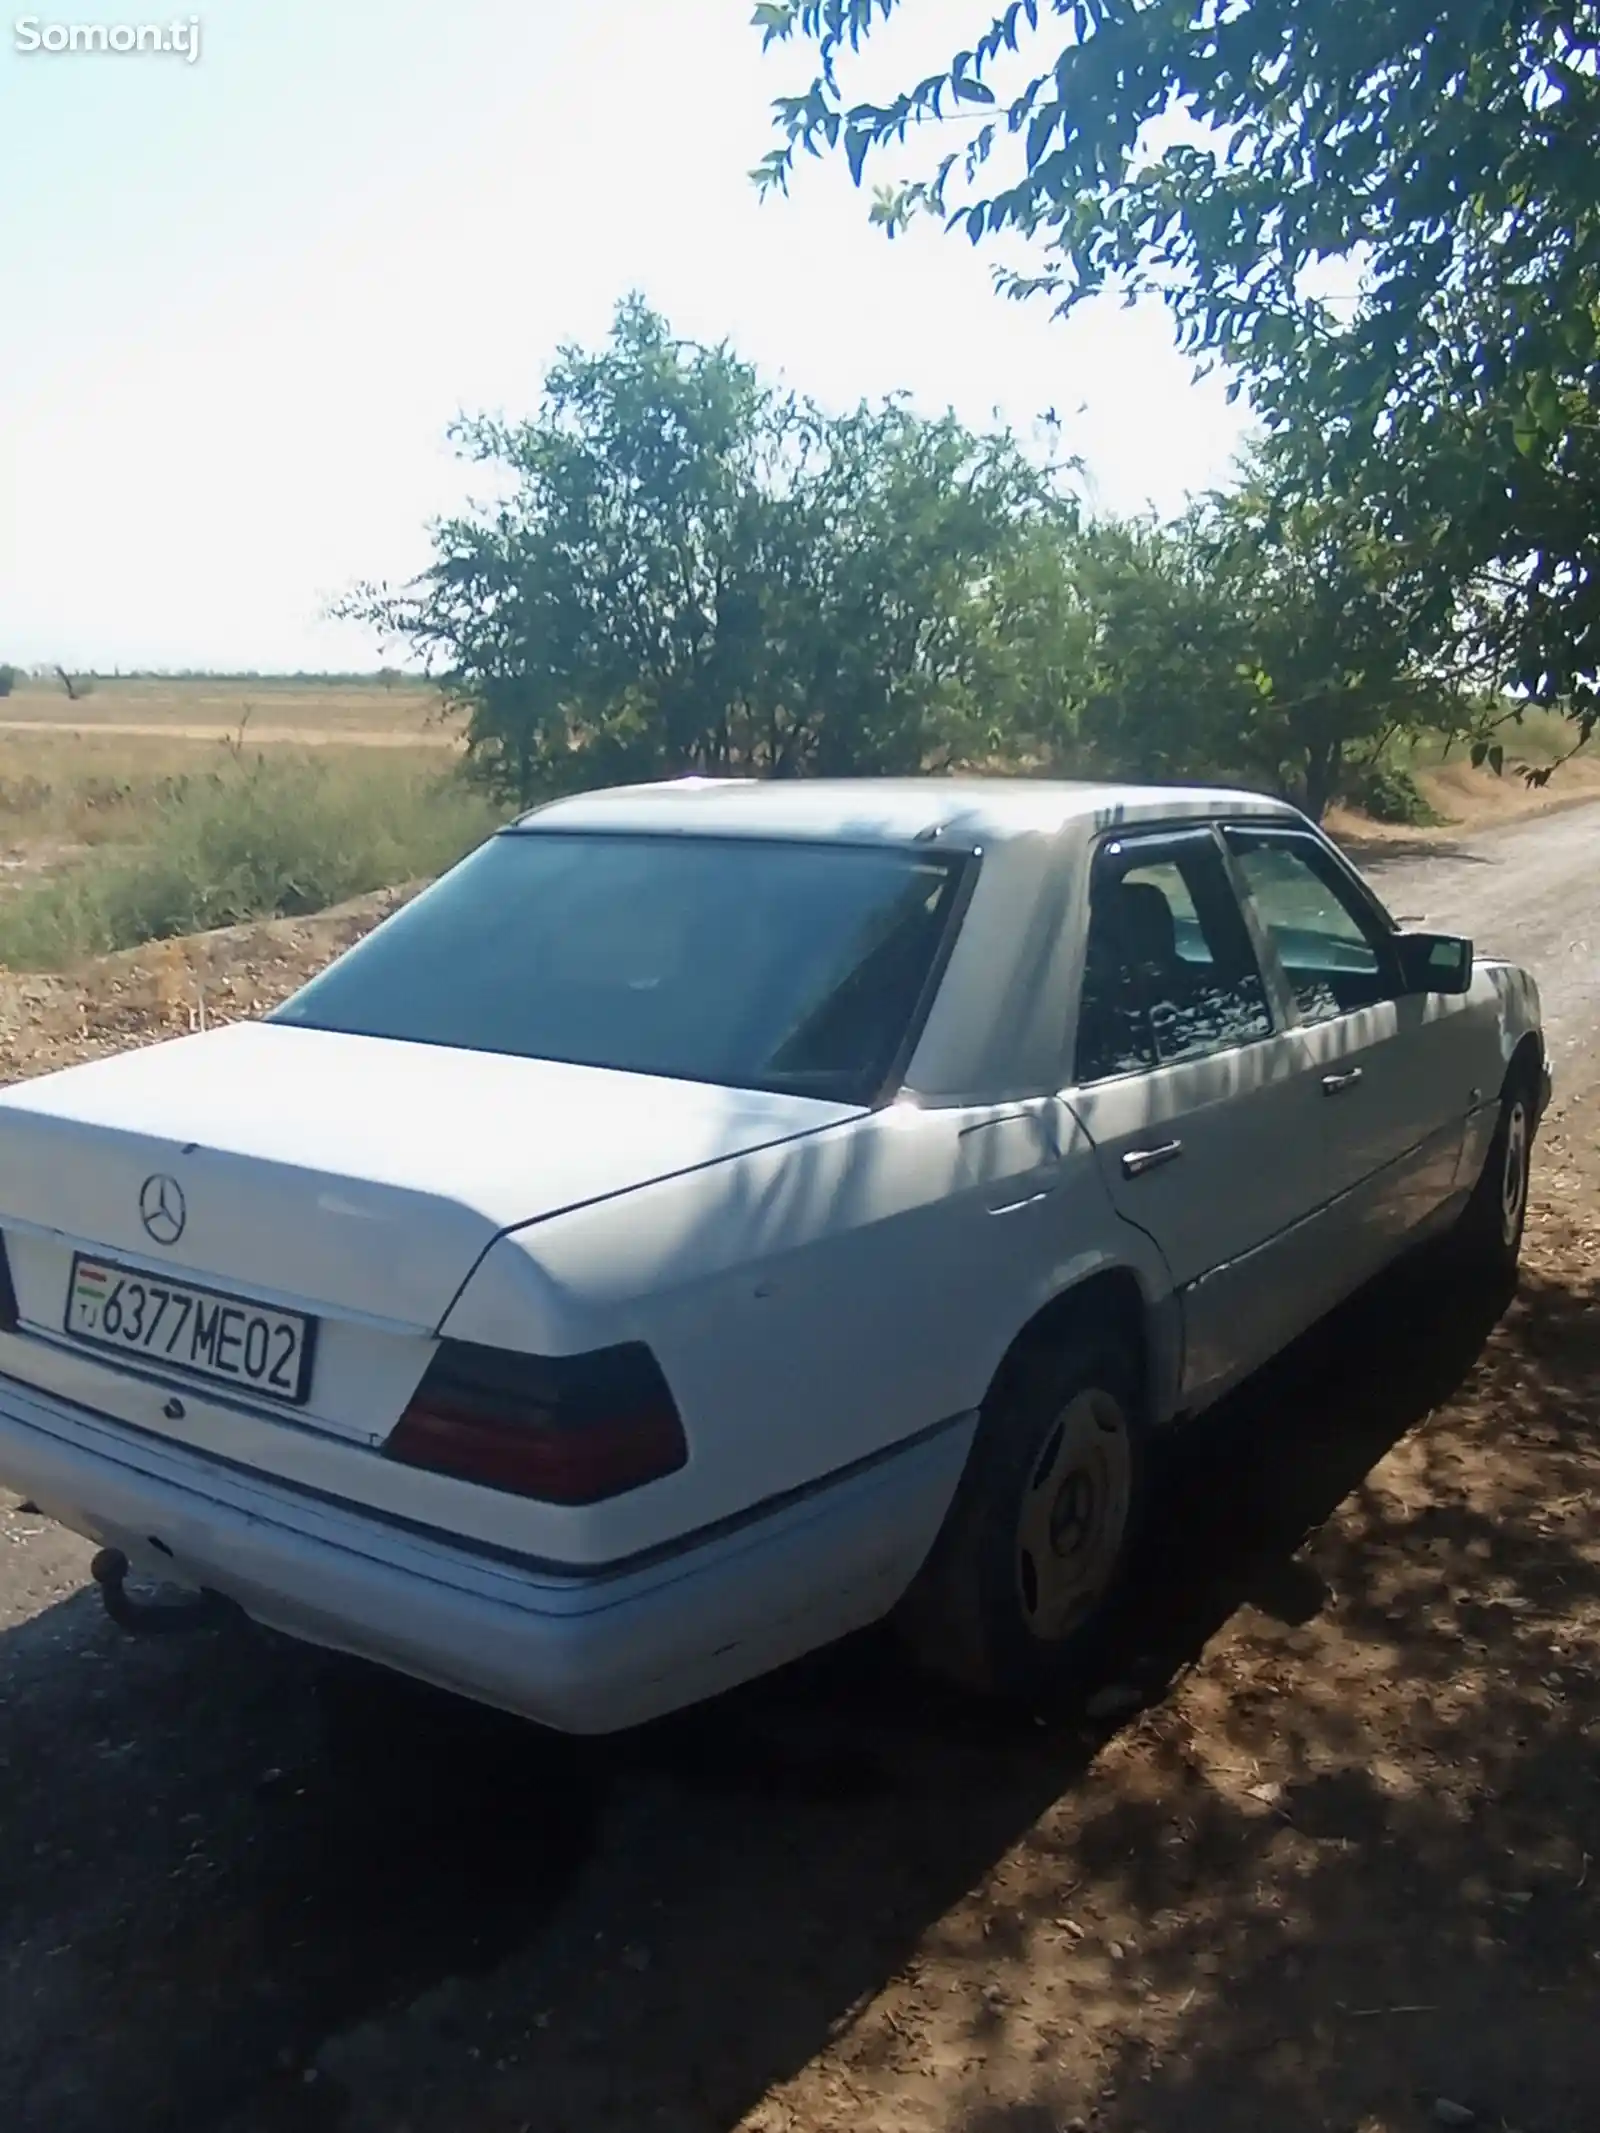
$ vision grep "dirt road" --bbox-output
[2,810,1597,2133]
[1362,803,1600,1076]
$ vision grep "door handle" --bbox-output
[1121,1139,1184,1178]
[1321,1067,1364,1096]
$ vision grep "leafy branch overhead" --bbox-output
[756,0,1600,730]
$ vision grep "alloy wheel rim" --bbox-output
[1015,1388,1132,1644]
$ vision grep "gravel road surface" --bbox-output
[1363,802,1600,1079]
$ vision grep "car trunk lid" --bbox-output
[0,1020,858,1332]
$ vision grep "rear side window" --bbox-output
[271,830,968,1105]
[1075,831,1274,1082]
[1226,830,1400,1024]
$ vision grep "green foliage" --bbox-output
[1042,473,1464,817]
[1343,761,1441,828]
[758,0,1600,729]
[0,753,499,970]
[339,299,1460,830]
[0,665,15,698]
[339,296,1078,803]
[1054,514,1244,785]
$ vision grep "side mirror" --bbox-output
[1395,929,1473,996]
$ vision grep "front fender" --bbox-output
[1454,960,1549,1196]
[1476,958,1547,1091]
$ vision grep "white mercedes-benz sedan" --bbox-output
[0,779,1548,1730]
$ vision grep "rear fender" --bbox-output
[987,1251,1182,1430]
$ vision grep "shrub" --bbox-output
[0,751,501,970]
[0,665,16,698]
[1344,760,1442,826]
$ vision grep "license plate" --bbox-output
[65,1253,315,1406]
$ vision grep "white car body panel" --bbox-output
[0,777,1547,1730]
[1290,996,1469,1248]
[1452,958,1545,1191]
[442,1096,1177,1563]
[0,1021,856,1331]
[0,1366,977,1733]
[1067,1030,1333,1406]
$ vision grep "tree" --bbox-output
[1202,478,1470,818]
[340,296,1077,802]
[755,1,1600,724]
[1049,483,1463,819]
[0,665,16,699]
[752,396,1082,775]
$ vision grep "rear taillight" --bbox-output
[384,1338,688,1505]
[0,1237,17,1334]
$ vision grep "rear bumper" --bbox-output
[0,1373,974,1734]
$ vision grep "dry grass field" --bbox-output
[0,673,455,745]
[0,675,461,862]
[0,677,491,971]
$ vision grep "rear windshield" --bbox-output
[271,829,968,1104]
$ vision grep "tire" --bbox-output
[1451,1064,1536,1285]
[895,1322,1148,1702]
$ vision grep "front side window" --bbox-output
[1225,830,1399,1025]
[1075,832,1274,1082]
[272,830,967,1105]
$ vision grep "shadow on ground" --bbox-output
[1330,830,1500,867]
[3,1249,1596,2133]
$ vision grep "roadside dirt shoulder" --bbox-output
[1328,751,1600,856]
[0,887,409,1084]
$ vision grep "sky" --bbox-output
[0,0,1249,672]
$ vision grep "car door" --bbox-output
[1063,827,1331,1409]
[1222,824,1468,1267]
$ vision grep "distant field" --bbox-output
[0,675,457,746]
[0,678,495,969]
[0,675,468,888]
[0,728,457,869]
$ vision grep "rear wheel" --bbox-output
[1452,1066,1536,1284]
[896,1324,1148,1702]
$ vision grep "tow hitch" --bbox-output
[90,1547,235,1637]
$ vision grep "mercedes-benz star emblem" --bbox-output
[139,1174,186,1246]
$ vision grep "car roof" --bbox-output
[514,776,1303,847]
